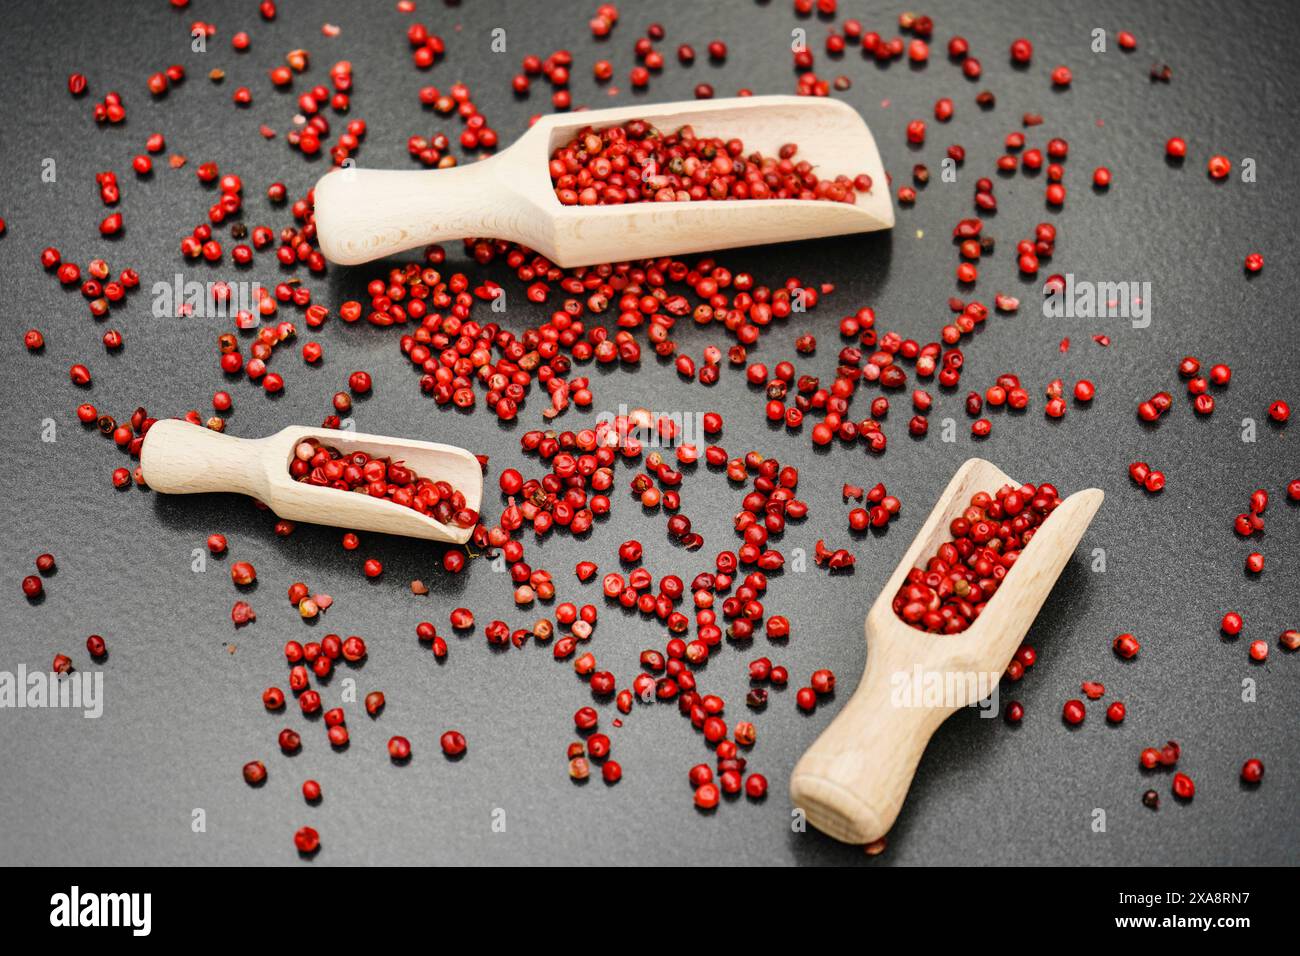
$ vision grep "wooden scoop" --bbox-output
[139,420,484,545]
[789,458,1103,845]
[313,95,893,269]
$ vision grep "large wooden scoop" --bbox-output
[790,458,1103,844]
[313,95,893,268]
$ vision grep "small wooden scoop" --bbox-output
[790,458,1103,845]
[139,420,484,545]
[313,95,893,269]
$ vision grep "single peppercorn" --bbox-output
[1240,758,1264,784]
[293,826,320,854]
[694,782,720,809]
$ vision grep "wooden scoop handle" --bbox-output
[790,628,958,845]
[313,164,507,266]
[140,419,269,498]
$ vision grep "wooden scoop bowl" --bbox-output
[139,420,484,545]
[313,95,893,269]
[790,458,1103,845]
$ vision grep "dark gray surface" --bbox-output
[1,0,1297,866]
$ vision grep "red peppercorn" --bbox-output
[1062,699,1085,725]
[293,826,320,854]
[440,730,467,756]
[1221,611,1243,636]
[1004,701,1024,724]
[694,782,720,810]
[574,706,599,731]
[1240,758,1264,784]
[86,634,107,658]
[1113,633,1140,659]
[388,735,412,760]
[1105,702,1126,723]
[795,687,817,712]
[1165,136,1187,158]
[1172,772,1195,800]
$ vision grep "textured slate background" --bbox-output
[1,0,1297,866]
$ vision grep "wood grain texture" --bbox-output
[313,95,893,268]
[790,458,1103,845]
[139,420,484,545]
